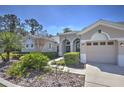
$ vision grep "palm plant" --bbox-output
[0,32,22,62]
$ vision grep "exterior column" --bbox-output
[59,42,63,56]
[80,40,87,64]
[70,42,73,52]
[118,40,124,66]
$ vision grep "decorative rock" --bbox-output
[0,60,85,87]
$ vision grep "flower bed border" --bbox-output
[0,77,21,87]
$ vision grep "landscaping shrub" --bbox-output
[6,62,28,78]
[20,52,49,70]
[42,52,58,60]
[43,66,53,73]
[64,52,80,65]
[11,54,23,60]
[57,60,65,66]
[51,59,65,66]
[0,53,23,60]
[0,53,13,59]
[6,52,49,78]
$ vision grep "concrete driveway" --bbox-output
[85,63,124,87]
[88,63,124,75]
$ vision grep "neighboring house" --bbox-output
[22,35,58,53]
[59,19,124,67]
[51,35,60,44]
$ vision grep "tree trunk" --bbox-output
[31,27,35,35]
[6,51,10,62]
[0,54,6,62]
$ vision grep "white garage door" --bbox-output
[85,40,117,64]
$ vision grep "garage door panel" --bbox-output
[86,41,117,64]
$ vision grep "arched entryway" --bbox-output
[62,39,71,53]
[73,38,80,52]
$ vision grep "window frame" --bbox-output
[100,42,106,45]
[31,44,33,48]
[93,42,98,46]
[87,42,92,46]
[26,44,28,48]
[107,41,114,45]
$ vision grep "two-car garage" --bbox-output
[84,40,118,64]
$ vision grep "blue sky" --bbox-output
[0,5,124,35]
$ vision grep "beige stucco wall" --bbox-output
[59,24,124,66]
[59,32,79,43]
[79,25,124,65]
[81,25,124,40]
[59,32,80,56]
[42,41,58,52]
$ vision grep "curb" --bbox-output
[0,77,21,87]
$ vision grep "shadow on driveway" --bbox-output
[88,63,124,76]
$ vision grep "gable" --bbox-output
[80,24,124,40]
[79,20,124,40]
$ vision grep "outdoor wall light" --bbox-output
[120,42,124,47]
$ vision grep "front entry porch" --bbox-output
[59,38,80,56]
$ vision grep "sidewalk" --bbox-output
[48,57,86,75]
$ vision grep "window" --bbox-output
[93,42,98,45]
[31,44,33,48]
[49,43,52,48]
[100,42,106,45]
[98,29,102,33]
[66,41,70,45]
[87,42,91,46]
[26,44,28,48]
[66,46,70,52]
[108,42,114,45]
[76,41,80,52]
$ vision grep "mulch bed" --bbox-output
[0,61,85,87]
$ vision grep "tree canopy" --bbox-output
[25,18,43,35]
[63,28,72,33]
[0,14,20,33]
[0,14,46,36]
[0,32,22,62]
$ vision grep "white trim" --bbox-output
[61,38,71,44]
[118,54,124,66]
[91,31,110,40]
[80,53,86,63]
[78,20,124,35]
[72,37,80,42]
[102,31,111,39]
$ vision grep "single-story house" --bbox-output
[21,35,58,53]
[59,19,124,66]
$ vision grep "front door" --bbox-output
[66,46,70,52]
